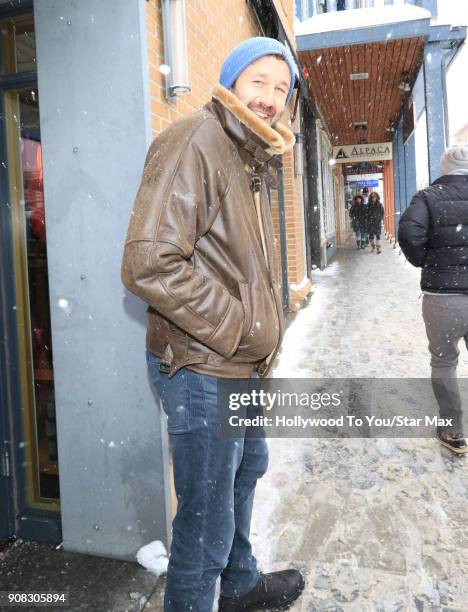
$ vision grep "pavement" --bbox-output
[0,538,165,612]
[250,236,468,611]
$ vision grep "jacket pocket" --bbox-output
[236,280,279,361]
[238,281,253,337]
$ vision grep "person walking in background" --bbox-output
[366,192,384,254]
[398,144,468,455]
[361,187,370,244]
[349,194,368,249]
[361,186,369,204]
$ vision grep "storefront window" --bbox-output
[5,87,59,503]
[1,13,59,505]
[317,0,328,14]
[0,15,35,74]
[320,133,337,237]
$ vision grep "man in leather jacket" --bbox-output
[121,38,304,611]
[398,144,468,455]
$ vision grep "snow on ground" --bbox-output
[251,237,468,611]
[136,540,168,576]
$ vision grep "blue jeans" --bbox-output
[354,226,368,241]
[146,351,268,612]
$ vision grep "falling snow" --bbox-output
[159,64,171,75]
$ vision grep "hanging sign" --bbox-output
[348,180,379,188]
[333,142,393,163]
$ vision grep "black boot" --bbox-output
[218,570,305,611]
[436,427,468,455]
[356,239,361,249]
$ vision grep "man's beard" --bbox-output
[247,102,276,126]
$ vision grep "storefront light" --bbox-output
[328,158,336,166]
[161,0,191,100]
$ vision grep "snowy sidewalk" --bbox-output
[251,238,468,611]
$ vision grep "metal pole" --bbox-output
[276,166,290,312]
[441,51,450,147]
[161,0,175,101]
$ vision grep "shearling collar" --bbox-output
[209,84,295,165]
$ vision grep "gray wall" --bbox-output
[34,0,171,560]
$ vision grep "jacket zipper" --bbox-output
[251,173,269,267]
[250,171,282,376]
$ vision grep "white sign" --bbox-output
[347,174,383,181]
[333,142,393,163]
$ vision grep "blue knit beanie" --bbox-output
[220,37,296,103]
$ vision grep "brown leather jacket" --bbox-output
[121,85,295,378]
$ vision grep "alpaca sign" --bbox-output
[333,142,393,163]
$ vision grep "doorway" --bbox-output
[0,9,60,543]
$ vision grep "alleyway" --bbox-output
[250,237,468,611]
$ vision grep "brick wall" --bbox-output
[145,0,259,136]
[145,0,310,309]
[283,147,311,310]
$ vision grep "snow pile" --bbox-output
[289,275,310,292]
[136,540,168,576]
[272,260,340,378]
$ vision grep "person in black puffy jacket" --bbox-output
[366,192,384,253]
[349,195,368,249]
[398,144,468,454]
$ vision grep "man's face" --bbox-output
[232,55,291,127]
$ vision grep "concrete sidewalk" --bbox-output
[251,238,468,611]
[0,538,165,611]
[274,236,468,379]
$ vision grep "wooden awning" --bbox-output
[298,37,425,145]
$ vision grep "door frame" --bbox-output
[0,79,17,543]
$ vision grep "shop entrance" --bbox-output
[0,9,60,542]
[343,162,384,209]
